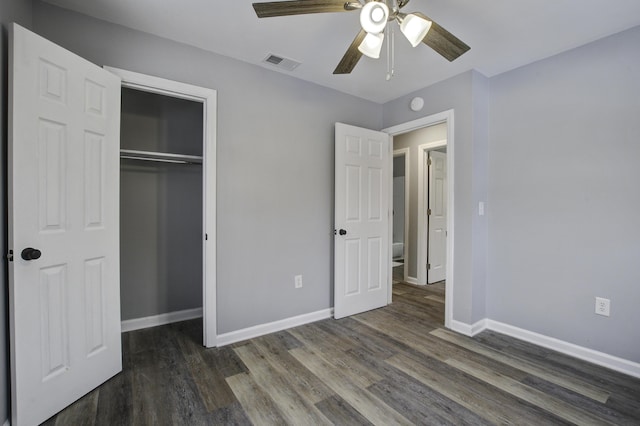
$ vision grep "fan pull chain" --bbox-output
[386,26,395,81]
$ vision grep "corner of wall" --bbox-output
[470,69,490,323]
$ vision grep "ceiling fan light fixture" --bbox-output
[399,13,432,47]
[360,1,389,35]
[358,32,385,59]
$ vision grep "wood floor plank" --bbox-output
[289,346,413,426]
[175,330,237,411]
[353,309,531,381]
[95,370,133,426]
[200,345,249,379]
[386,353,572,425]
[350,348,491,425]
[476,329,640,397]
[207,401,253,425]
[522,375,640,425]
[425,294,445,303]
[446,356,613,425]
[604,394,640,421]
[367,378,488,426]
[48,389,99,426]
[233,343,333,425]
[431,327,612,403]
[251,333,334,404]
[288,324,383,388]
[315,395,374,426]
[226,373,288,425]
[130,326,209,425]
[316,319,397,359]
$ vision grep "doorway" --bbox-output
[106,67,217,347]
[384,110,455,329]
[392,149,409,283]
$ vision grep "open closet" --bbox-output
[108,67,217,347]
[120,87,203,320]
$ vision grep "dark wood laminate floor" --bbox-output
[45,282,640,425]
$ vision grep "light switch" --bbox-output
[479,201,485,216]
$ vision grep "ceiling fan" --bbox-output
[252,0,470,75]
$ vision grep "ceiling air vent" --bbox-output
[262,54,301,72]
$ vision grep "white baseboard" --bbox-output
[450,319,487,336]
[404,277,420,285]
[217,308,333,347]
[485,319,640,379]
[121,307,203,332]
[448,318,640,379]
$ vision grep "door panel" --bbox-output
[427,151,447,283]
[334,123,390,319]
[9,24,122,426]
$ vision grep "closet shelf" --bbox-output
[120,149,202,165]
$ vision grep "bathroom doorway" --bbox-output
[392,149,409,283]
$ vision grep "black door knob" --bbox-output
[21,248,42,261]
[339,229,347,236]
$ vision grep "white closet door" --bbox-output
[9,23,122,426]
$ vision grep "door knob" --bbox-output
[21,248,42,261]
[339,229,347,236]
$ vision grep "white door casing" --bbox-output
[9,24,122,426]
[334,123,390,319]
[428,151,447,283]
[383,110,454,328]
[104,66,217,348]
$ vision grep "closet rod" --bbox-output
[120,149,203,165]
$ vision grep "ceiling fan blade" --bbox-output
[333,29,367,74]
[414,12,470,62]
[253,0,350,18]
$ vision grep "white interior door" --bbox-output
[427,151,447,283]
[334,123,390,319]
[9,24,122,426]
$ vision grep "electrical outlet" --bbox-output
[294,275,303,289]
[595,297,610,317]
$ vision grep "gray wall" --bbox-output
[1,1,33,422]
[383,70,490,325]
[487,25,640,362]
[31,1,382,333]
[393,155,405,178]
[393,123,447,279]
[120,89,204,320]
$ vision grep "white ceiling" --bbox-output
[42,0,640,103]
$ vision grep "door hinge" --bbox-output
[427,208,432,216]
[427,263,431,270]
[427,158,432,166]
[7,250,13,262]
[205,233,208,241]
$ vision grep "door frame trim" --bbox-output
[392,148,410,282]
[104,67,217,347]
[383,109,455,329]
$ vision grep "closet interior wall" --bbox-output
[120,88,204,321]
